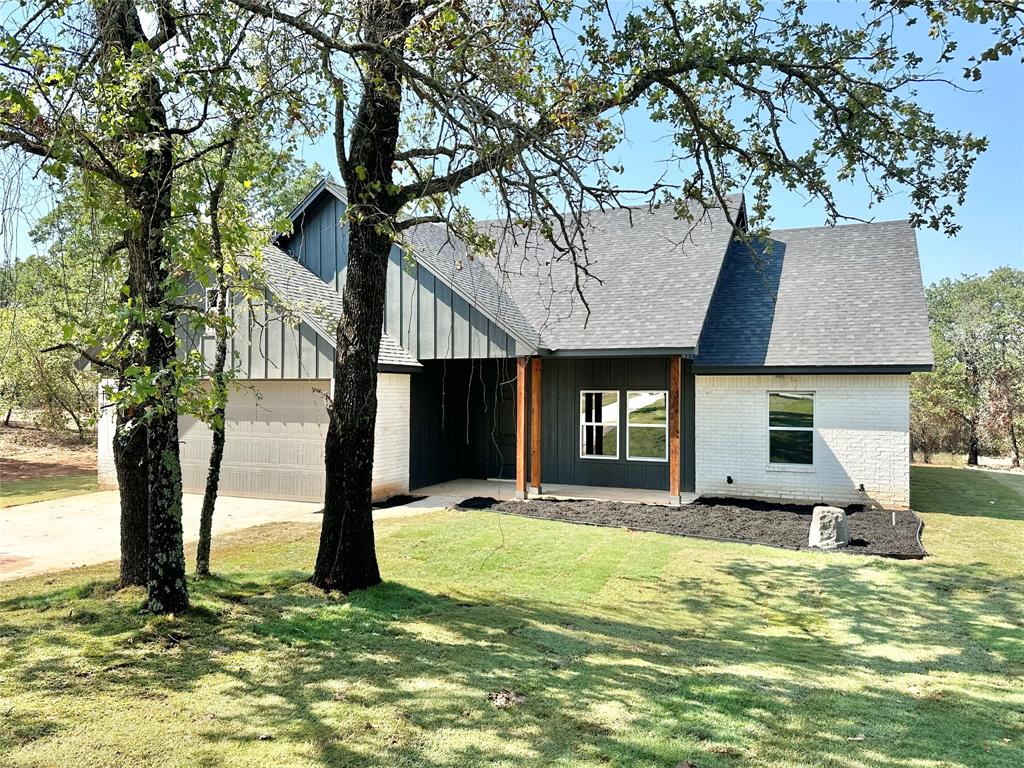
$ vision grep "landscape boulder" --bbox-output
[809,505,850,549]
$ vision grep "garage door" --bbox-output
[178,377,409,502]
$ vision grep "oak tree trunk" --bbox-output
[967,424,980,466]
[114,403,148,587]
[311,0,414,593]
[98,0,189,613]
[196,337,227,576]
[1010,422,1020,468]
[131,170,188,614]
[196,190,232,577]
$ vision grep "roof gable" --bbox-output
[259,244,420,371]
[476,197,742,353]
[278,179,538,354]
[695,221,933,371]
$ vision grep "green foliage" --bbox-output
[0,177,121,436]
[912,267,1024,461]
[168,131,324,423]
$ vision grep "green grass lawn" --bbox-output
[1,468,1021,767]
[0,474,100,508]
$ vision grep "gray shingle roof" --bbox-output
[281,180,934,370]
[471,198,740,352]
[695,221,933,370]
[259,244,420,370]
[401,222,542,349]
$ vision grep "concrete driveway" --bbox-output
[0,490,457,583]
[0,491,326,582]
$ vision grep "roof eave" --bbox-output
[692,363,934,375]
[379,362,423,374]
[540,346,696,358]
[281,177,347,232]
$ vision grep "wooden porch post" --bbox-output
[669,355,682,504]
[515,356,528,499]
[530,357,542,494]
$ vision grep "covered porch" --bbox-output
[407,354,696,507]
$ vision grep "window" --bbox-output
[204,287,229,314]
[580,390,619,459]
[204,288,218,312]
[627,390,668,461]
[768,392,814,465]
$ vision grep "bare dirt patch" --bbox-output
[459,496,926,559]
[0,421,96,480]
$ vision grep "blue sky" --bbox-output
[297,2,1024,287]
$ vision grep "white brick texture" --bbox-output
[695,374,911,509]
[97,375,411,502]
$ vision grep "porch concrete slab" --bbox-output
[411,478,696,507]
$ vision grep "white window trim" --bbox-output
[579,389,620,460]
[766,390,815,470]
[626,390,669,463]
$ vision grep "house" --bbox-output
[97,179,933,509]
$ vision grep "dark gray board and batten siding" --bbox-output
[540,357,694,492]
[281,192,529,361]
[182,284,335,381]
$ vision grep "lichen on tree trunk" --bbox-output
[114,403,148,588]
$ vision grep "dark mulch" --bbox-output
[457,496,926,559]
[372,494,427,509]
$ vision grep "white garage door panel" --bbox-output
[177,377,409,502]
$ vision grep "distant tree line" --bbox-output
[911,268,1024,467]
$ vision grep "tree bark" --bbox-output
[195,390,225,576]
[196,151,235,577]
[1010,421,1020,468]
[132,168,188,613]
[96,0,188,613]
[4,407,12,426]
[967,422,980,466]
[114,403,148,587]
[311,0,414,593]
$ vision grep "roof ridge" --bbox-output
[769,219,911,235]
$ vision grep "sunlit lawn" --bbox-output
[0,474,100,508]
[1,467,1021,767]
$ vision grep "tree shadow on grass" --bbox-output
[2,557,1022,767]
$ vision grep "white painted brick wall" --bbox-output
[97,381,117,489]
[695,374,910,509]
[97,374,411,502]
[372,373,411,498]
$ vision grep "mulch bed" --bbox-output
[457,496,926,559]
[372,494,427,509]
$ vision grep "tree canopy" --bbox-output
[913,267,1024,465]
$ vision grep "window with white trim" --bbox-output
[627,390,668,461]
[204,287,219,313]
[768,392,814,465]
[579,390,619,459]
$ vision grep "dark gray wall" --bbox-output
[180,282,334,380]
[282,192,522,361]
[409,359,517,490]
[539,357,695,491]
